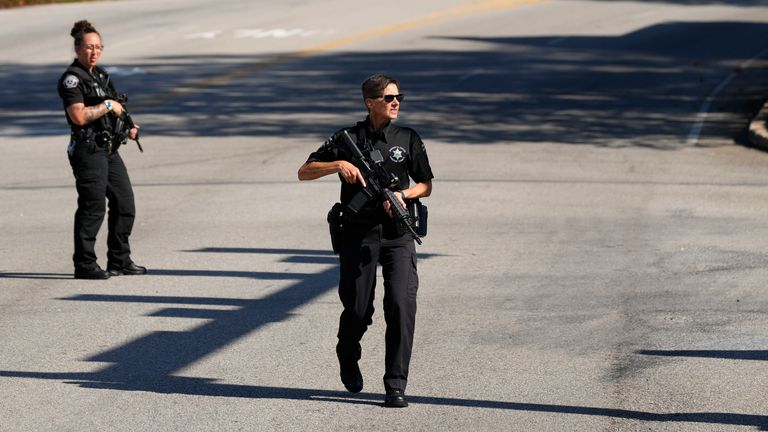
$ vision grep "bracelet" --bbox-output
[399,191,407,201]
[104,100,113,112]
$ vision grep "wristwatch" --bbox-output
[104,100,113,111]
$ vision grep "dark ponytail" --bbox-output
[70,20,99,47]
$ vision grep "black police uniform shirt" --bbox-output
[306,117,434,233]
[57,60,115,133]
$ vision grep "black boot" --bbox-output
[74,266,111,280]
[107,262,147,276]
[384,389,408,408]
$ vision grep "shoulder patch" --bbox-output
[63,74,79,89]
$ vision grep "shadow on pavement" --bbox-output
[639,349,768,360]
[0,369,766,427]
[594,0,768,5]
[0,272,72,280]
[4,21,768,148]
[0,247,766,428]
[3,248,340,400]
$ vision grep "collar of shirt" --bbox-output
[71,59,91,76]
[363,116,392,144]
[70,59,109,82]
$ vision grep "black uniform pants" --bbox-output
[68,141,135,271]
[336,223,419,392]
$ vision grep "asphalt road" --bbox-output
[2,1,768,431]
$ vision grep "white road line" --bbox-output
[105,66,147,77]
[235,29,303,38]
[185,29,336,40]
[687,47,768,146]
[235,28,332,38]
[185,31,223,40]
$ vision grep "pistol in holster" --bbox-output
[327,202,345,254]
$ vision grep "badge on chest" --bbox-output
[388,146,406,163]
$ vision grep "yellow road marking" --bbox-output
[300,0,542,54]
[143,0,542,105]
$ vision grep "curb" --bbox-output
[747,99,768,151]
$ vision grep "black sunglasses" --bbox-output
[379,94,405,103]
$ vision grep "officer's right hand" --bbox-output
[338,161,366,187]
[108,100,125,116]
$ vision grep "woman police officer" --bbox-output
[57,19,146,279]
[298,74,434,407]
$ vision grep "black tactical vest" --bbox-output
[64,65,115,134]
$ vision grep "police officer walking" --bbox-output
[57,20,146,280]
[298,74,434,407]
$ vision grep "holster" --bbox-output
[327,202,345,254]
[408,200,428,237]
[71,128,97,154]
[95,130,112,151]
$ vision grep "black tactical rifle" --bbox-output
[339,130,422,244]
[110,93,143,153]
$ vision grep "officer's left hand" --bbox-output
[383,191,406,219]
[129,125,140,140]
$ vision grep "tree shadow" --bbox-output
[0,371,766,428]
[3,248,341,391]
[639,349,768,360]
[0,248,444,280]
[183,246,444,261]
[1,247,767,428]
[5,21,768,148]
[0,272,72,280]
[591,0,768,5]
[0,248,768,430]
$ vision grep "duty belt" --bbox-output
[71,128,112,152]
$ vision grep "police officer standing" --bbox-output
[57,20,146,280]
[298,74,434,407]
